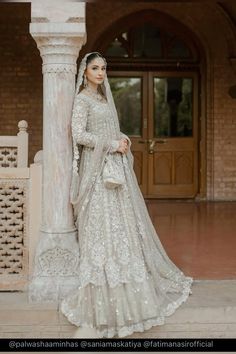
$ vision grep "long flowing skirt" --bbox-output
[61,151,193,338]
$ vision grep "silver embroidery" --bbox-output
[61,92,193,338]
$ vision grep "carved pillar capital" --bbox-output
[30,23,86,74]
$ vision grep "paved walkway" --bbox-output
[0,280,235,339]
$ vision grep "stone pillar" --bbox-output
[28,3,86,302]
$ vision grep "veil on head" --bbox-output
[74,52,120,134]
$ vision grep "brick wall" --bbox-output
[0,2,236,200]
[0,3,43,166]
[213,62,236,200]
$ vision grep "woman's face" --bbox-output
[85,57,106,87]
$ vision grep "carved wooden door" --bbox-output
[109,71,199,198]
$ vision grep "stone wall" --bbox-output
[213,62,236,200]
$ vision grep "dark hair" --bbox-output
[86,52,106,67]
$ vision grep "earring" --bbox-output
[84,75,88,87]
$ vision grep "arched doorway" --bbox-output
[95,10,204,199]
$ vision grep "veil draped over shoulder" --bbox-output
[69,52,133,223]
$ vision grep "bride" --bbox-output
[60,51,193,338]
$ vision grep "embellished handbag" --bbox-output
[102,155,125,189]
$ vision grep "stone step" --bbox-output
[0,280,235,338]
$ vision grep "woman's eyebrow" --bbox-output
[91,65,106,68]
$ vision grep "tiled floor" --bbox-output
[1,280,236,338]
[146,200,236,279]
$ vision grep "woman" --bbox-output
[60,52,193,338]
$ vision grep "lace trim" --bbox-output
[60,277,193,338]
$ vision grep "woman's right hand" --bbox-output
[117,138,128,154]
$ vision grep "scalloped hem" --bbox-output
[61,277,193,338]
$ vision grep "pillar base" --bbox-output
[28,228,80,303]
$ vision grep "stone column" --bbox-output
[28,3,86,302]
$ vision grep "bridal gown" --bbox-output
[60,91,193,338]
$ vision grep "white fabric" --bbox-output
[60,63,193,336]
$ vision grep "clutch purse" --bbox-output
[102,155,125,189]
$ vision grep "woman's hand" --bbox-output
[117,138,129,154]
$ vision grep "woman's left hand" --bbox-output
[124,139,129,154]
[117,138,130,154]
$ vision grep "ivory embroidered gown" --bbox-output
[60,91,193,338]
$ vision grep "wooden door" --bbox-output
[147,72,198,198]
[109,71,199,198]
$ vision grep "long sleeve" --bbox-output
[71,96,119,153]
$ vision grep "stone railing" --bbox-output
[0,121,42,290]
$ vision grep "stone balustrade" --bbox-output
[0,121,41,290]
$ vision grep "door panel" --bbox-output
[153,77,193,138]
[154,152,172,184]
[109,76,143,135]
[175,151,193,184]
